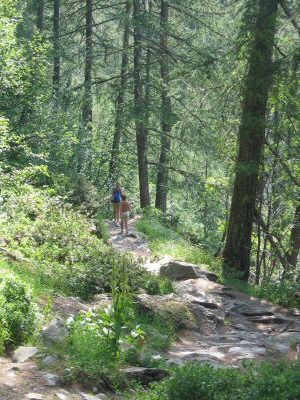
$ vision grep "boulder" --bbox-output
[42,318,68,347]
[135,293,197,330]
[42,354,59,367]
[121,366,169,385]
[42,372,60,386]
[55,391,71,400]
[25,394,44,400]
[12,346,38,363]
[160,260,218,282]
[80,393,107,400]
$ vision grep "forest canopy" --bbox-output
[1,0,300,285]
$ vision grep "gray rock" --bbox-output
[248,315,289,324]
[42,318,68,347]
[121,366,169,385]
[42,372,60,386]
[55,393,70,400]
[228,346,266,356]
[240,309,274,317]
[268,343,290,354]
[25,394,44,400]
[42,354,59,367]
[80,393,107,400]
[55,392,71,400]
[160,260,218,282]
[160,262,198,280]
[12,346,38,363]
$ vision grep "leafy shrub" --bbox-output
[67,306,145,374]
[136,211,222,276]
[0,277,37,351]
[0,187,145,300]
[132,360,300,400]
[144,276,174,296]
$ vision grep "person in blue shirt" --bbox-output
[112,182,122,226]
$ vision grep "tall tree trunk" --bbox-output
[222,0,278,281]
[155,0,172,212]
[36,0,44,31]
[83,0,93,128]
[133,0,150,208]
[108,0,131,183]
[53,0,60,99]
[286,198,300,269]
[144,0,152,148]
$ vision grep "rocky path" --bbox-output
[108,218,300,368]
[1,218,300,400]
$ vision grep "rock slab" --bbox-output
[12,346,38,363]
[42,318,68,347]
[122,366,169,385]
[160,260,218,282]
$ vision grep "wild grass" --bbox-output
[136,210,222,275]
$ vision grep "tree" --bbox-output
[36,0,44,31]
[108,0,131,184]
[82,0,93,129]
[133,0,150,207]
[53,0,60,99]
[155,0,172,212]
[223,0,279,280]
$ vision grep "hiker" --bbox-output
[120,193,132,235]
[111,182,122,226]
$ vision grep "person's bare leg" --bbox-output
[117,204,121,225]
[125,221,128,234]
[121,220,124,234]
[113,203,117,222]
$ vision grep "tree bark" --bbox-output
[133,0,150,208]
[286,198,300,269]
[108,0,131,183]
[53,0,60,99]
[82,0,93,128]
[222,0,278,281]
[155,0,172,213]
[36,0,45,32]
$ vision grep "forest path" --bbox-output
[108,217,300,368]
[106,216,151,261]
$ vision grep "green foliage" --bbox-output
[143,275,174,296]
[0,185,144,300]
[131,360,300,400]
[0,276,37,352]
[222,275,300,309]
[136,210,222,275]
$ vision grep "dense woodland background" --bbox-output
[1,1,300,397]
[1,0,300,287]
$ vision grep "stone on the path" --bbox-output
[42,318,68,347]
[249,315,289,324]
[268,343,290,354]
[228,346,266,356]
[80,393,107,400]
[12,346,38,363]
[121,366,169,385]
[160,260,217,282]
[42,354,59,367]
[55,392,70,400]
[42,372,60,386]
[240,309,274,317]
[25,394,44,400]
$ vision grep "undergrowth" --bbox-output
[136,208,222,275]
[0,185,146,300]
[128,360,300,400]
